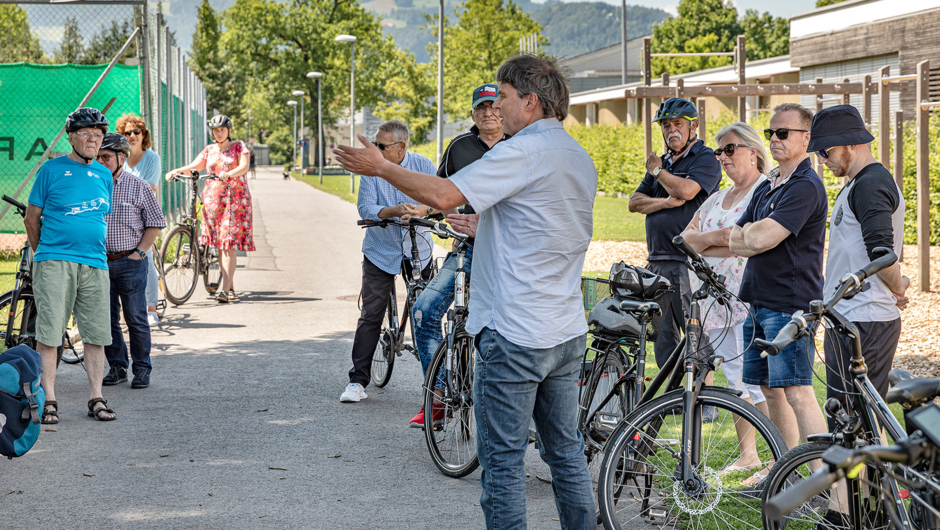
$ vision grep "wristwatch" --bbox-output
[651,166,663,177]
[133,248,146,259]
[427,206,434,216]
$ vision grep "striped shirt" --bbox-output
[105,171,166,253]
[358,151,437,275]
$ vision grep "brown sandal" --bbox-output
[87,397,116,422]
[41,400,59,424]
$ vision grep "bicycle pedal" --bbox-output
[656,438,680,448]
[646,509,669,525]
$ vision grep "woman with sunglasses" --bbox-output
[117,114,163,325]
[679,122,770,482]
[165,115,254,303]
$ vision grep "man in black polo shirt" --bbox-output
[408,83,510,428]
[730,103,828,484]
[629,98,721,368]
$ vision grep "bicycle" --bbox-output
[765,400,940,530]
[161,170,223,305]
[595,235,788,529]
[405,217,478,478]
[151,241,167,318]
[755,247,937,530]
[356,215,436,387]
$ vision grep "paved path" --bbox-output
[0,166,574,529]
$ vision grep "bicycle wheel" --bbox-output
[201,244,221,294]
[370,297,396,387]
[762,442,893,530]
[0,290,62,367]
[583,349,629,512]
[598,388,787,530]
[161,225,199,305]
[151,242,167,318]
[424,333,479,478]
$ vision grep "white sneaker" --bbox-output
[147,311,160,327]
[340,382,367,403]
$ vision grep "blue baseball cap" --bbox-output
[472,84,499,109]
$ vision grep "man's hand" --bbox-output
[334,135,389,177]
[129,251,144,260]
[645,152,663,176]
[446,213,479,238]
[893,275,911,310]
[663,196,686,208]
[396,203,424,220]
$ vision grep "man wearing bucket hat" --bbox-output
[810,105,909,419]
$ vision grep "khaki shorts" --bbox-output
[33,260,111,347]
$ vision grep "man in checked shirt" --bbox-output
[98,133,166,390]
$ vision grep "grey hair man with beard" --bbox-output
[629,98,722,368]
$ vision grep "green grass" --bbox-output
[0,258,17,294]
[294,173,360,204]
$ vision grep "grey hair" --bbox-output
[773,103,814,130]
[495,54,569,121]
[715,122,771,174]
[378,120,410,144]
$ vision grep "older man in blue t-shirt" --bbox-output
[25,107,116,424]
[730,103,829,485]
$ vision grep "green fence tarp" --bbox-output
[0,62,140,233]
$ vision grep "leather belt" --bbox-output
[107,250,135,261]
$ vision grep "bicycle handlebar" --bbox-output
[756,320,804,358]
[408,217,469,242]
[2,195,27,217]
[672,235,729,301]
[168,170,220,182]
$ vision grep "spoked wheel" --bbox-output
[152,242,167,318]
[598,388,787,530]
[583,351,629,514]
[161,225,199,305]
[371,329,395,388]
[0,290,63,367]
[201,244,221,294]
[762,442,893,530]
[424,334,479,478]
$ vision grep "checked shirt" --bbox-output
[105,171,166,253]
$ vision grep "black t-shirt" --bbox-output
[437,125,511,215]
[635,139,722,261]
[844,163,900,260]
[736,158,828,313]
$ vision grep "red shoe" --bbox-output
[409,407,426,428]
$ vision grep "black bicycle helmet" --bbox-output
[653,98,698,123]
[207,115,233,129]
[66,107,109,133]
[99,132,130,156]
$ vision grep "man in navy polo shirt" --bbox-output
[629,98,721,368]
[730,103,828,484]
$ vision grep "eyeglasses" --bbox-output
[96,153,114,163]
[375,142,402,151]
[123,129,142,137]
[73,131,103,141]
[713,144,750,158]
[764,128,808,141]
[474,103,497,114]
[816,146,836,159]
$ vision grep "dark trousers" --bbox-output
[824,319,901,431]
[348,256,431,387]
[105,256,152,372]
[646,259,713,369]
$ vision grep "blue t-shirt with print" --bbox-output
[28,156,113,269]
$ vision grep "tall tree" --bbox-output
[54,17,84,64]
[740,9,789,61]
[0,4,45,63]
[426,0,545,121]
[373,47,436,143]
[816,0,848,6]
[189,0,244,117]
[84,20,135,64]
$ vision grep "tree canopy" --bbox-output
[0,4,45,63]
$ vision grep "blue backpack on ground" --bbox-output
[0,344,45,459]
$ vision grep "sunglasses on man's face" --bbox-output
[713,144,749,158]
[764,128,808,141]
[817,146,836,159]
[123,129,142,137]
[375,141,401,151]
[96,153,115,163]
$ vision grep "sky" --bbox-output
[532,0,821,18]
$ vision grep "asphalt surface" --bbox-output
[0,166,578,529]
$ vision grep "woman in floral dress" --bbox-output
[166,115,254,303]
[679,122,769,480]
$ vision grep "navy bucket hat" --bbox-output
[807,104,875,153]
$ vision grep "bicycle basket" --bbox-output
[580,277,612,321]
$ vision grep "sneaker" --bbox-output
[227,290,238,301]
[216,290,229,303]
[409,407,426,428]
[410,405,444,429]
[147,311,160,327]
[131,368,151,389]
[340,382,367,403]
[702,405,719,423]
[102,366,128,386]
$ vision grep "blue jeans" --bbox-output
[742,306,816,387]
[412,246,472,376]
[473,328,594,530]
[105,257,152,372]
[145,247,159,307]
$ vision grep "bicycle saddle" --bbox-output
[887,369,940,409]
[587,297,643,338]
[609,262,672,300]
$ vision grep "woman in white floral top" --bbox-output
[680,122,770,478]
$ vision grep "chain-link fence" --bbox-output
[0,0,206,236]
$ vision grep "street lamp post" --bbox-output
[335,34,356,194]
[306,71,324,184]
[292,90,305,170]
[246,109,252,145]
[437,0,444,164]
[287,100,298,172]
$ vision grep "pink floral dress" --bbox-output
[690,176,766,331]
[197,140,255,251]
